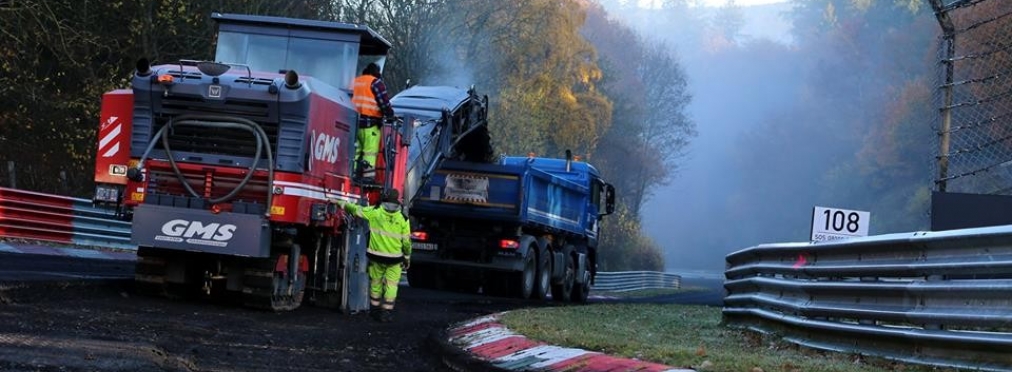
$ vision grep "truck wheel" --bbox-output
[532,248,550,300]
[551,248,575,302]
[514,252,536,299]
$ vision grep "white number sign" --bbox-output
[810,206,870,242]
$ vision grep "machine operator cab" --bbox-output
[212,13,390,96]
[210,13,399,191]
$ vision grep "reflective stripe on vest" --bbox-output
[352,75,383,118]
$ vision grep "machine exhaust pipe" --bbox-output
[565,149,572,172]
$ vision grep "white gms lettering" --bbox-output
[160,219,237,241]
[213,224,236,240]
[161,219,189,235]
[184,222,222,240]
[312,131,341,164]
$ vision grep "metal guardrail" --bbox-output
[724,226,1012,371]
[590,271,681,292]
[0,187,134,250]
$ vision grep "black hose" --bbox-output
[162,117,261,204]
[138,114,276,213]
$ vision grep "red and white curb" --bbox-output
[448,313,695,372]
[0,242,135,261]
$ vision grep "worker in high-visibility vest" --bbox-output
[350,63,395,182]
[334,188,411,322]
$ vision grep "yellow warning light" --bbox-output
[157,74,174,84]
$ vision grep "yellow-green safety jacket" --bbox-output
[341,202,411,263]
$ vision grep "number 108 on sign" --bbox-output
[810,206,870,242]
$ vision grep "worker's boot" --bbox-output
[361,167,376,184]
[369,306,381,321]
[355,160,376,184]
[380,309,394,323]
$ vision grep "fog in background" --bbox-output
[602,1,937,274]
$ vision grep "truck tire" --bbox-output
[551,246,575,302]
[532,248,551,300]
[571,262,591,304]
[513,251,536,299]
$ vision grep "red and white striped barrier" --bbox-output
[0,187,133,250]
[447,313,694,372]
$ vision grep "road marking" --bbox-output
[449,312,696,372]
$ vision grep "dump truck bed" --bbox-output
[410,159,590,236]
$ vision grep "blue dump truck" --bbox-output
[406,152,616,303]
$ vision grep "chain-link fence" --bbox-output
[0,160,91,197]
[932,0,1012,194]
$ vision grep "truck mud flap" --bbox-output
[574,252,588,284]
[131,204,270,257]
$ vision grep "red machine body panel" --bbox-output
[94,89,134,185]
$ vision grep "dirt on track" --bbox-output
[0,280,532,372]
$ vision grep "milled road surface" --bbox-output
[0,253,725,372]
[0,262,537,372]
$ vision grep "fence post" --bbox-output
[928,1,955,192]
[59,170,67,195]
[7,160,14,189]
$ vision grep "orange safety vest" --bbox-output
[352,75,383,118]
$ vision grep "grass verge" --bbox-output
[499,304,964,372]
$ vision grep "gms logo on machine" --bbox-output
[155,219,238,248]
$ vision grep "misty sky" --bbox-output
[611,2,801,274]
[598,1,942,276]
[607,0,940,277]
[640,0,787,7]
[700,0,786,6]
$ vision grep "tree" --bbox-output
[0,0,676,271]
[413,0,611,157]
[725,0,937,244]
[711,0,745,45]
[0,0,337,195]
[578,1,694,270]
[583,2,695,218]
